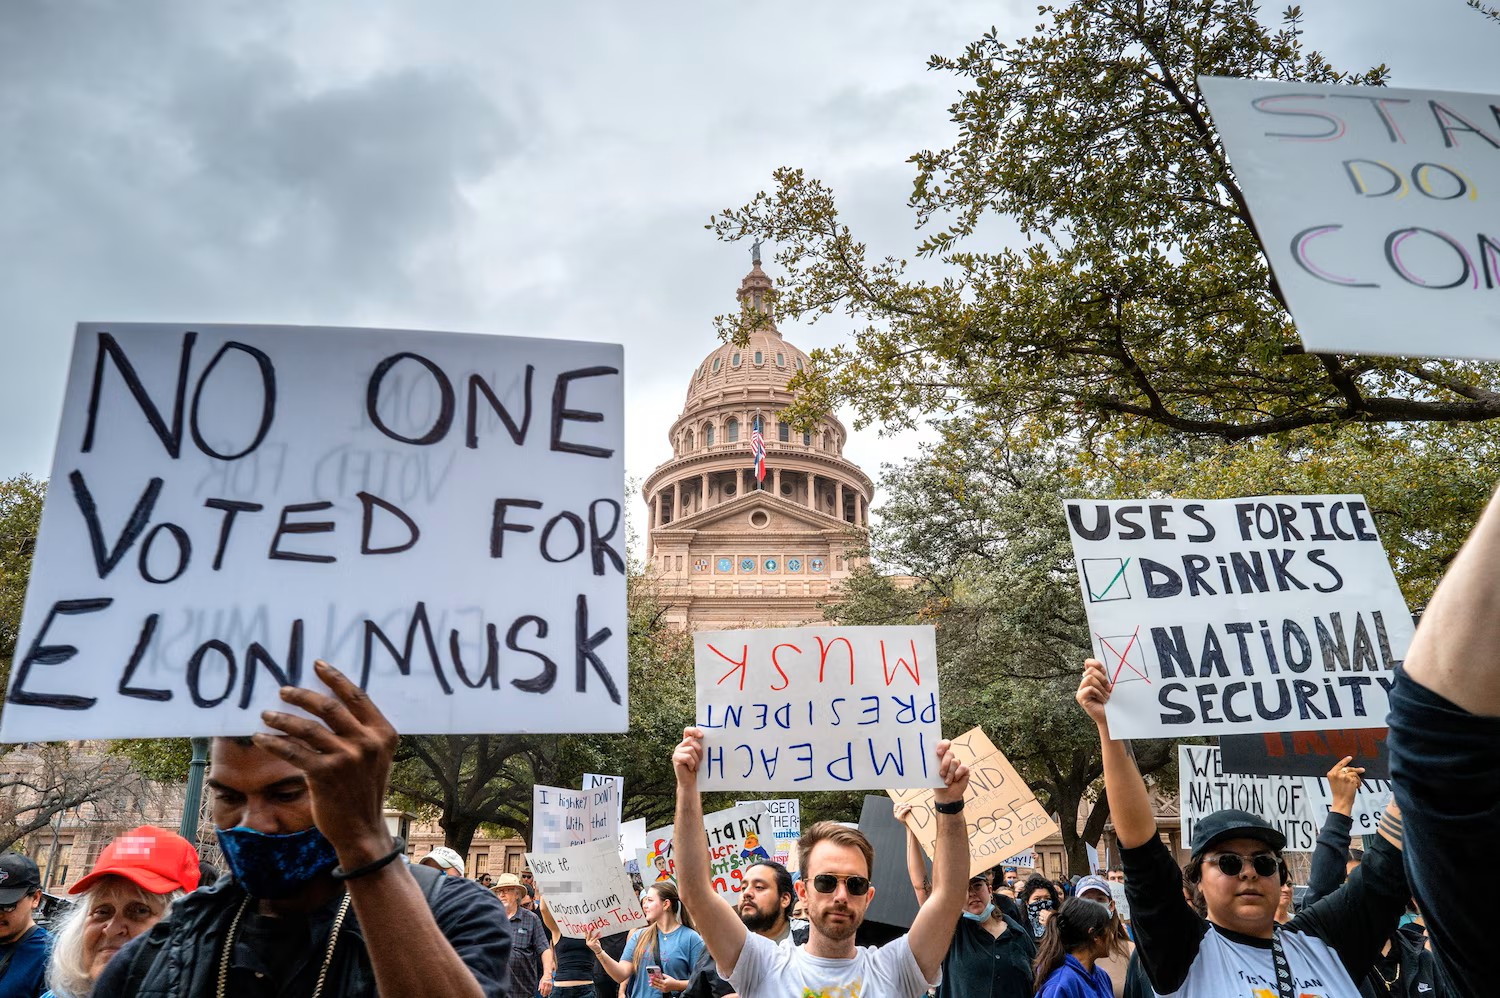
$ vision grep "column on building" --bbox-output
[805,473,815,510]
[700,473,710,511]
[673,480,682,520]
[836,482,845,523]
[772,467,781,498]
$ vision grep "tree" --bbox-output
[0,742,146,855]
[710,0,1500,443]
[0,475,46,702]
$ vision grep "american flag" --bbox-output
[751,417,766,484]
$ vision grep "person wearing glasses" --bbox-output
[0,853,48,998]
[668,726,971,998]
[1075,659,1408,998]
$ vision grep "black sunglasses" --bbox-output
[1209,853,1279,878]
[811,874,871,896]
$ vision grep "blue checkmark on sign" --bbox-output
[1083,557,1132,602]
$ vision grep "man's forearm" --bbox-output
[671,775,711,904]
[1405,483,1500,715]
[927,810,969,911]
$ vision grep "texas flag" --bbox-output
[751,417,766,484]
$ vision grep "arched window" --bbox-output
[704,423,715,445]
[697,365,705,380]
[753,351,763,364]
[684,429,695,451]
[776,352,785,367]
[794,357,804,371]
[822,430,833,452]
[778,422,790,443]
[726,418,740,443]
[802,430,811,446]
[731,352,741,368]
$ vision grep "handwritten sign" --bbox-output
[694,626,941,790]
[533,783,620,853]
[1179,745,1392,852]
[644,801,769,901]
[736,799,801,837]
[1064,495,1412,739]
[889,727,1056,877]
[526,838,646,938]
[4,322,626,741]
[1198,76,1500,361]
[1220,727,1391,781]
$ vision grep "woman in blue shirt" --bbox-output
[1031,898,1115,998]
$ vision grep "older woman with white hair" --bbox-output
[43,826,200,998]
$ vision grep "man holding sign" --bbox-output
[670,726,970,998]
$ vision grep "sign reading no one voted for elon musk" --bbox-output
[1198,77,1500,361]
[693,625,941,791]
[3,323,626,742]
[1064,495,1412,739]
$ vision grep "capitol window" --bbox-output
[754,351,763,364]
[726,417,739,443]
[731,352,741,367]
[778,422,790,442]
[712,357,721,373]
[776,352,785,367]
[704,423,715,445]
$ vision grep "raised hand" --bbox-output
[1075,658,1112,731]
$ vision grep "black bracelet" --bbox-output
[933,799,965,815]
[331,836,405,880]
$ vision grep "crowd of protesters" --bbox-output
[5,485,1499,996]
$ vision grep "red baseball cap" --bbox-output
[69,826,201,895]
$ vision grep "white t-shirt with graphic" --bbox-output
[1160,925,1361,998]
[723,930,938,998]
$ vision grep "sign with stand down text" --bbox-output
[1198,77,1500,361]
[526,838,646,939]
[888,726,1057,878]
[4,323,626,741]
[694,625,942,791]
[1064,495,1412,739]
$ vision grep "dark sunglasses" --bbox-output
[1209,852,1279,878]
[811,874,871,896]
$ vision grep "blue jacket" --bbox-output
[1036,954,1114,998]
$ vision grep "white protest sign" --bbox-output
[619,817,647,872]
[526,838,646,939]
[533,783,620,853]
[1178,745,1392,852]
[1001,851,1036,869]
[644,801,770,902]
[890,727,1057,877]
[583,773,625,846]
[694,626,941,790]
[1197,76,1500,361]
[4,323,626,741]
[1064,495,1412,739]
[736,799,801,837]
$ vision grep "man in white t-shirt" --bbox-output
[669,726,971,998]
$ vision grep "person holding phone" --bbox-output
[589,882,703,998]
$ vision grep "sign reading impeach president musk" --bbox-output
[694,625,942,791]
[1064,495,1412,739]
[4,322,626,741]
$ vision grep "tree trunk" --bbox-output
[443,816,482,857]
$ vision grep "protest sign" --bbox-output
[736,799,801,837]
[1179,745,1392,851]
[4,323,625,742]
[532,783,620,853]
[1000,851,1036,869]
[526,838,646,939]
[619,817,646,872]
[694,625,941,790]
[644,801,769,901]
[1220,728,1391,781]
[857,794,921,930]
[1064,495,1413,739]
[1197,77,1500,361]
[889,727,1056,877]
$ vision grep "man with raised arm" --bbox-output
[670,726,970,998]
[1383,481,1500,997]
[92,659,509,997]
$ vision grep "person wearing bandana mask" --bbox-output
[91,659,511,998]
[1019,876,1061,943]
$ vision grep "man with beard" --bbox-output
[669,726,971,998]
[682,861,803,998]
[91,660,509,997]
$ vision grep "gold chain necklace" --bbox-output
[217,892,352,998]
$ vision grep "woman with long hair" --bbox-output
[1073,876,1132,997]
[1031,898,1115,998]
[588,881,704,998]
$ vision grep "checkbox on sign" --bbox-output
[1083,557,1132,603]
[1098,627,1151,685]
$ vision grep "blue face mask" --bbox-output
[215,825,339,899]
[962,903,995,922]
[1399,913,1418,928]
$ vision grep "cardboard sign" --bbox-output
[533,783,620,853]
[1064,495,1412,739]
[1220,728,1391,781]
[1197,76,1500,361]
[643,801,769,902]
[1179,745,1392,851]
[4,323,625,741]
[888,727,1056,877]
[526,838,646,938]
[694,625,941,790]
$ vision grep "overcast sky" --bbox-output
[3,0,1497,535]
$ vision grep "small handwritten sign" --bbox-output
[533,782,620,853]
[526,838,645,938]
[694,626,942,790]
[889,727,1056,878]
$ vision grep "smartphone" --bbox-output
[646,966,662,982]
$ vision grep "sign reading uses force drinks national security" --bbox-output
[1064,495,1413,739]
[4,323,626,741]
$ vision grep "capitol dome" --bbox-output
[683,262,813,410]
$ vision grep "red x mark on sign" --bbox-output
[1097,626,1150,685]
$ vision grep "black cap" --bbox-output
[1189,809,1286,859]
[0,854,41,905]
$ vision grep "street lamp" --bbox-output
[179,738,209,841]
